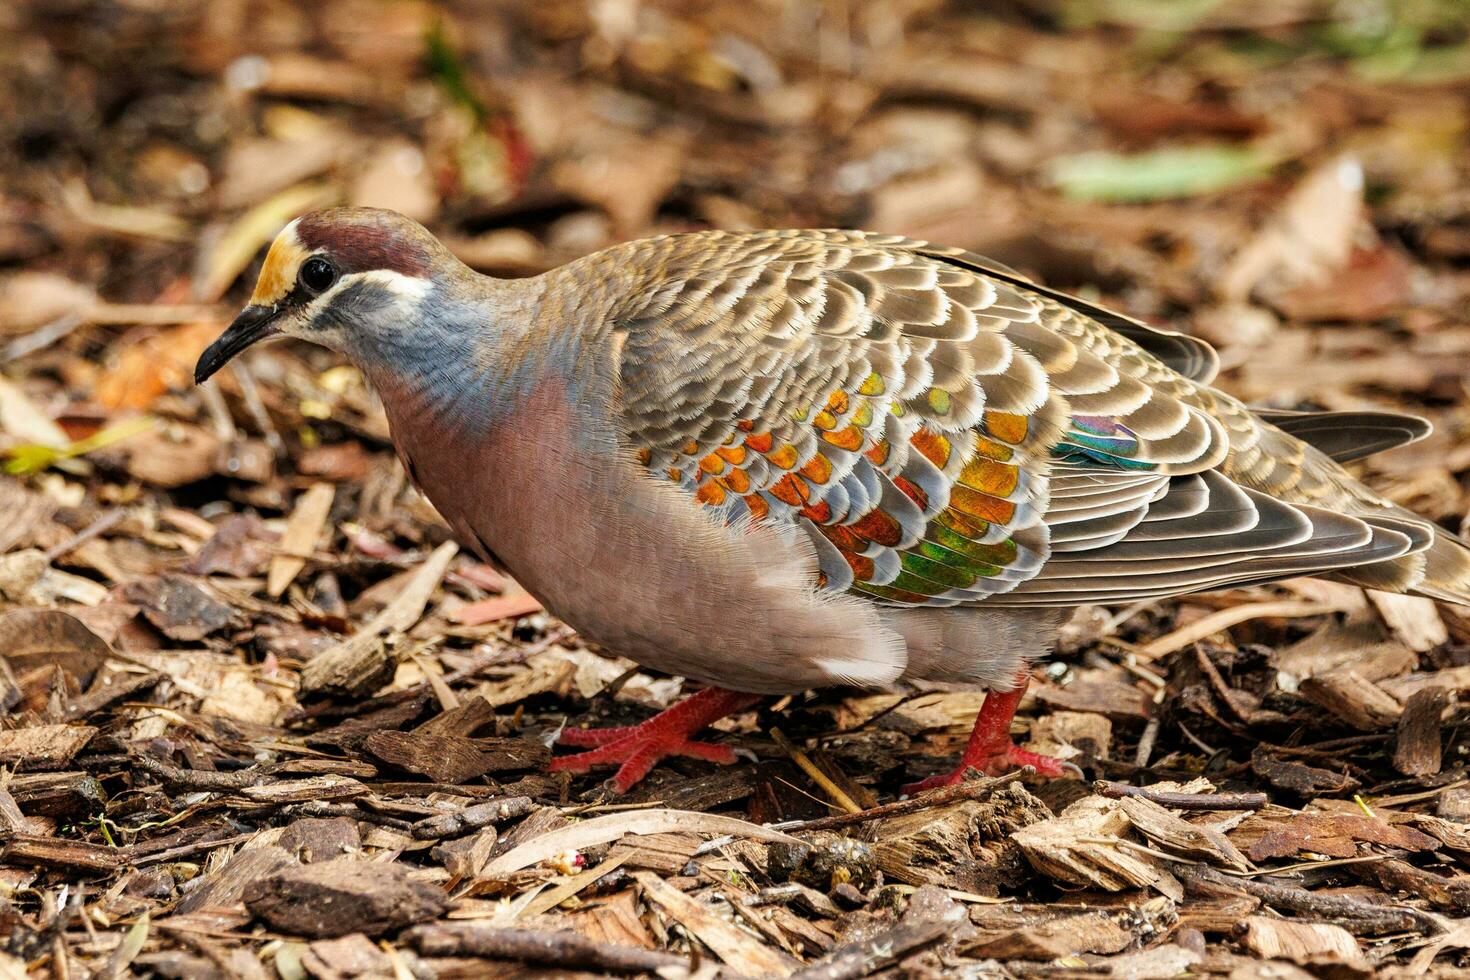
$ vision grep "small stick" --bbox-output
[1,313,83,364]
[130,753,263,791]
[771,727,861,815]
[43,508,125,562]
[404,923,702,976]
[231,359,286,459]
[128,833,253,866]
[1133,717,1160,769]
[1179,863,1441,936]
[282,800,416,831]
[770,767,1030,834]
[1094,779,1268,811]
[410,795,535,840]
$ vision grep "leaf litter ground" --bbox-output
[5,1,1470,976]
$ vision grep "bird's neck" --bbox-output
[357,273,607,438]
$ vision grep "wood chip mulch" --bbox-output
[6,0,1470,976]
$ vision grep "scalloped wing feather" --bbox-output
[604,228,1461,612]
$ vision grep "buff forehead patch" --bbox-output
[249,221,309,307]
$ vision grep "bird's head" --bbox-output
[195,207,457,384]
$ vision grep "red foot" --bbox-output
[902,674,1078,796]
[551,687,760,793]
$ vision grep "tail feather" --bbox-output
[1222,415,1470,606]
[1252,408,1431,464]
[1414,533,1470,604]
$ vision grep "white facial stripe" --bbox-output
[297,268,430,324]
[354,269,431,301]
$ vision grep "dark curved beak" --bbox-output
[194,305,282,384]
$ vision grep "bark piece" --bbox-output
[1250,749,1358,796]
[1394,686,1446,776]
[1116,796,1249,871]
[63,670,162,721]
[1027,709,1111,762]
[176,845,296,914]
[792,889,965,979]
[8,772,106,817]
[0,725,95,770]
[299,541,456,698]
[1299,668,1403,730]
[634,870,799,977]
[605,832,701,875]
[122,574,236,641]
[1033,678,1150,721]
[1089,944,1203,979]
[298,632,395,701]
[0,782,23,834]
[870,785,1048,893]
[1235,916,1367,970]
[363,731,548,783]
[276,817,361,863]
[1365,857,1470,915]
[301,933,392,978]
[413,694,497,738]
[0,656,17,715]
[1174,896,1261,933]
[231,775,368,806]
[1368,590,1447,651]
[962,912,1132,960]
[1011,796,1180,898]
[268,482,334,597]
[1248,812,1438,862]
[243,858,448,938]
[0,834,122,874]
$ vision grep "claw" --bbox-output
[550,687,760,793]
[901,673,1080,796]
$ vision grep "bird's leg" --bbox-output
[902,672,1076,795]
[551,687,761,793]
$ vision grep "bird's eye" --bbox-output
[298,256,338,294]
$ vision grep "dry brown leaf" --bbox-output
[95,322,221,411]
[1220,155,1365,303]
[1248,811,1439,862]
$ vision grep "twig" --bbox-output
[43,508,125,563]
[769,768,1030,834]
[410,795,535,839]
[1140,600,1345,659]
[1,314,83,364]
[130,753,264,792]
[404,923,707,976]
[1178,863,1443,936]
[231,358,286,458]
[787,914,955,980]
[128,833,253,867]
[770,727,861,814]
[1133,717,1160,769]
[1094,780,1268,811]
[281,800,416,831]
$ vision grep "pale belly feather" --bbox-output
[383,379,916,694]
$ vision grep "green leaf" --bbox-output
[1050,146,1274,202]
[4,415,157,476]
